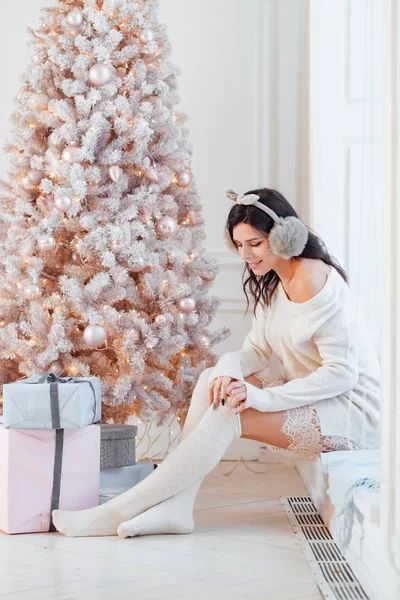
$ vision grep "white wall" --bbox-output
[0,1,308,460]
[309,0,383,350]
[0,3,44,178]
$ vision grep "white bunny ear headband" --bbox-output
[225,189,309,260]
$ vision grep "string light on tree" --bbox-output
[28,93,48,111]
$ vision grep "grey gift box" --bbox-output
[99,462,155,504]
[2,373,101,429]
[100,423,138,468]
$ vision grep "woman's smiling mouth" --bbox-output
[248,260,262,269]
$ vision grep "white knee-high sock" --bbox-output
[117,374,285,538]
[52,369,241,538]
[116,367,213,538]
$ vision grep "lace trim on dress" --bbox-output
[253,374,359,461]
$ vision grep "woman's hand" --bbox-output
[226,380,248,414]
[208,375,235,409]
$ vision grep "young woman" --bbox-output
[52,188,380,539]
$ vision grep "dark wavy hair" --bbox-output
[226,188,348,316]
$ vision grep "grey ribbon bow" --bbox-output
[31,372,98,532]
[225,189,261,205]
[37,372,97,428]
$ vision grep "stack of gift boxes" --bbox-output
[0,373,102,534]
[0,372,156,535]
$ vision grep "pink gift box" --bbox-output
[0,417,100,534]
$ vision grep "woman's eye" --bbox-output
[236,242,261,249]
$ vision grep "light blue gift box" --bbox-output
[2,373,101,429]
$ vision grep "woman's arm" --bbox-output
[208,302,272,384]
[244,329,359,412]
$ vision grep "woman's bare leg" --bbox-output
[240,375,290,448]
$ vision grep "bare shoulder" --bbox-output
[290,260,331,303]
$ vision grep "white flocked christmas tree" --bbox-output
[0,0,229,428]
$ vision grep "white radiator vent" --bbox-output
[281,496,370,600]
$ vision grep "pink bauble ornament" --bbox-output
[188,210,198,226]
[150,42,159,55]
[38,234,55,251]
[128,328,140,342]
[178,297,196,313]
[24,284,41,301]
[130,257,145,271]
[49,361,63,376]
[194,335,211,351]
[28,93,48,111]
[202,271,216,282]
[89,63,112,86]
[139,29,155,44]
[146,167,159,183]
[149,183,160,194]
[176,169,192,188]
[54,194,72,212]
[66,9,84,29]
[109,165,122,182]
[155,314,167,326]
[27,169,43,185]
[155,216,178,239]
[83,324,107,347]
[62,146,81,164]
[132,372,144,384]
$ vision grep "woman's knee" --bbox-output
[194,366,214,391]
[198,366,214,383]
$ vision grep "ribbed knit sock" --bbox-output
[117,373,283,538]
[116,367,213,538]
[52,368,241,538]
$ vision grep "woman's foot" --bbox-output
[117,487,196,538]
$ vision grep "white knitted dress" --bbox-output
[208,267,380,451]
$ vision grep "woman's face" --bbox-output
[232,223,278,275]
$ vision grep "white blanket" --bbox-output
[322,449,380,550]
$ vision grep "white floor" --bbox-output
[0,461,324,600]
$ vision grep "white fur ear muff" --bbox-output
[268,217,309,259]
[223,227,236,252]
[225,188,309,260]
